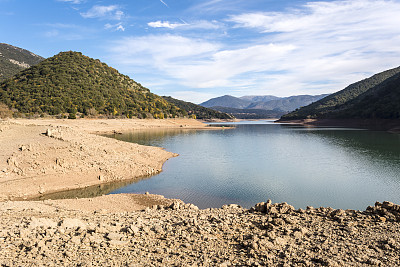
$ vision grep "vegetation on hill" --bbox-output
[239,95,279,102]
[281,66,400,120]
[246,94,328,112]
[200,95,251,109]
[162,96,234,120]
[0,43,44,82]
[333,72,400,119]
[0,51,186,118]
[201,94,329,112]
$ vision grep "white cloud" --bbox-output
[148,21,186,29]
[81,5,124,20]
[225,0,400,95]
[105,23,125,31]
[148,20,223,30]
[159,0,168,8]
[108,0,400,102]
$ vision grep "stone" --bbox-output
[60,218,87,230]
[29,218,57,229]
[107,232,124,241]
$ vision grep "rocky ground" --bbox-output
[0,199,399,266]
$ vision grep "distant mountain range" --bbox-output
[0,43,43,82]
[162,96,233,120]
[200,94,328,118]
[281,66,400,121]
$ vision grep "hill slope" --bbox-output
[281,66,400,120]
[247,94,328,112]
[0,51,185,118]
[0,43,44,82]
[239,95,279,102]
[333,72,400,119]
[201,95,251,109]
[162,96,234,120]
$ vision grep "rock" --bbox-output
[129,225,140,234]
[378,216,386,223]
[106,232,124,241]
[60,218,87,230]
[29,218,57,229]
[7,157,18,167]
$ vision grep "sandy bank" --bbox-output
[0,118,211,201]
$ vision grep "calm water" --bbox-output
[107,121,400,210]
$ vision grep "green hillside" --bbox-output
[0,43,44,82]
[0,51,185,118]
[281,66,400,120]
[334,72,400,119]
[162,96,234,120]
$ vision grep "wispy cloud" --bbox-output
[148,20,186,29]
[81,5,124,20]
[105,23,125,31]
[43,23,94,41]
[108,0,400,102]
[148,20,223,31]
[159,0,168,8]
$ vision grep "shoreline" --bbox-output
[277,118,400,133]
[0,118,212,202]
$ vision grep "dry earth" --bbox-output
[0,199,399,266]
[0,118,399,266]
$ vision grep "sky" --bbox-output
[1,0,400,104]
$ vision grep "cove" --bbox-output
[107,120,400,210]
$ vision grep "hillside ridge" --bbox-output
[0,51,185,118]
[281,66,400,120]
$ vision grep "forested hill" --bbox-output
[280,66,400,120]
[0,43,44,82]
[0,51,186,118]
[162,96,234,120]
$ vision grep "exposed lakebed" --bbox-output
[106,120,400,210]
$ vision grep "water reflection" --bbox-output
[28,122,400,210]
[109,122,400,210]
[28,175,152,201]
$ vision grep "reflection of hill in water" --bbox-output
[29,175,152,201]
[284,125,400,165]
[105,129,200,147]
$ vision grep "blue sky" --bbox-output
[2,0,400,103]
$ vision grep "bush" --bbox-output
[0,103,13,118]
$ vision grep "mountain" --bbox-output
[329,72,400,119]
[162,96,234,120]
[239,95,279,102]
[0,43,44,82]
[211,106,285,119]
[200,95,252,109]
[247,94,328,112]
[281,66,400,120]
[0,51,186,118]
[200,94,328,115]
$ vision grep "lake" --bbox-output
[107,120,400,210]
